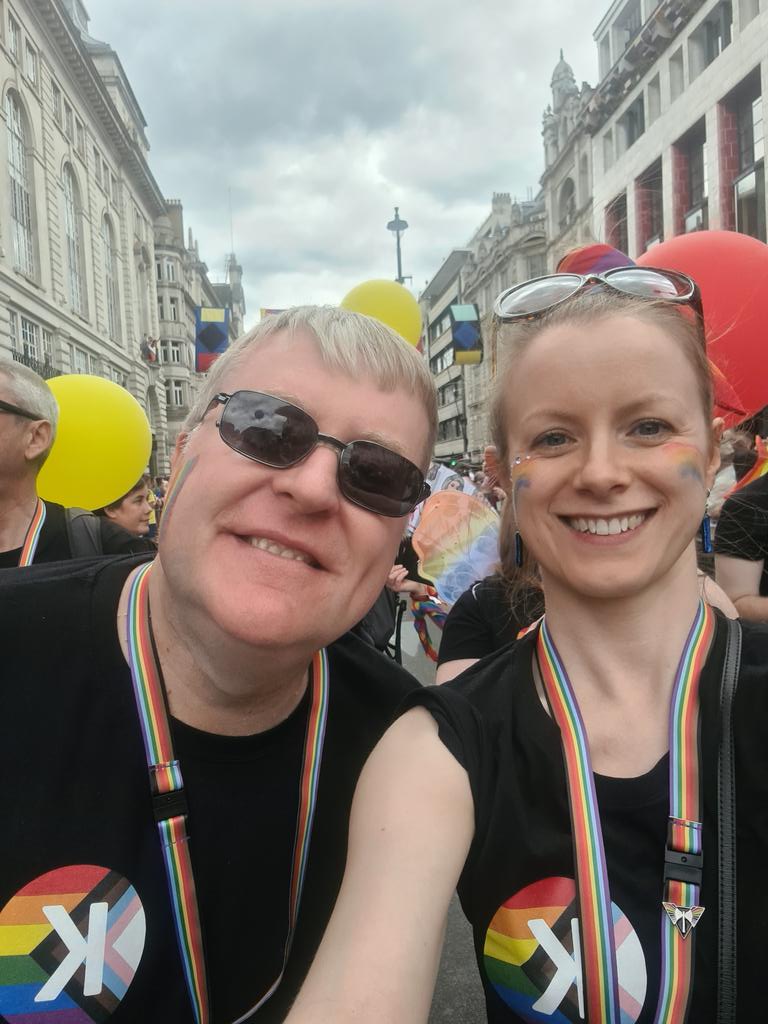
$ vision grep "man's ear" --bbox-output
[171,431,188,469]
[25,420,53,464]
[707,417,725,487]
[103,504,120,522]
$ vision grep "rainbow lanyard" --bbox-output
[125,561,330,1024]
[536,601,715,1024]
[18,498,45,566]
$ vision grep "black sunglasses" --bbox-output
[0,398,44,420]
[207,390,430,517]
[494,266,703,327]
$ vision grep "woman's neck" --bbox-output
[117,564,314,736]
[540,546,703,707]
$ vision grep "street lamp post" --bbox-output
[387,207,408,284]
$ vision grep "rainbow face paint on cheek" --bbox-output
[659,442,706,486]
[158,455,198,543]
[511,455,533,498]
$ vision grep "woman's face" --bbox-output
[503,314,721,602]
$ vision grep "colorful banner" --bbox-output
[260,308,287,320]
[195,307,229,372]
[450,303,482,365]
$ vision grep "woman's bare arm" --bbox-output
[287,707,474,1024]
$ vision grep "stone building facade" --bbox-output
[0,0,244,474]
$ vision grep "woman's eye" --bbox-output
[534,431,570,449]
[632,419,670,437]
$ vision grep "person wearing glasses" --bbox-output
[0,307,435,1023]
[287,271,768,1023]
[0,359,157,564]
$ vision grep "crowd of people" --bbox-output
[0,258,766,1024]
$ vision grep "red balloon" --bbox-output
[637,231,768,422]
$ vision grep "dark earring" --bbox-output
[514,531,524,567]
[700,514,713,554]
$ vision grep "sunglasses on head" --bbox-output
[0,398,44,420]
[493,266,703,326]
[207,390,430,517]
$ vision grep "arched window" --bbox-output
[558,177,576,231]
[5,91,35,276]
[102,215,121,341]
[63,164,86,315]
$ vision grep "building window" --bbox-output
[64,101,73,140]
[675,119,709,233]
[606,192,629,255]
[20,316,39,358]
[24,40,37,85]
[111,174,118,203]
[739,0,759,27]
[103,163,110,199]
[165,379,184,407]
[6,91,35,277]
[102,215,121,343]
[617,95,645,153]
[689,1,732,80]
[647,75,661,124]
[527,253,547,279]
[111,366,128,388]
[429,346,454,375]
[603,130,614,170]
[636,159,663,250]
[734,167,766,241]
[157,298,164,321]
[8,13,19,59]
[737,92,764,171]
[70,344,89,374]
[437,379,463,408]
[9,310,18,351]
[75,119,85,156]
[52,82,62,124]
[437,416,464,443]
[94,148,102,184]
[155,260,162,281]
[168,297,179,321]
[670,47,684,102]
[42,328,53,363]
[558,177,576,232]
[63,165,86,315]
[165,259,176,282]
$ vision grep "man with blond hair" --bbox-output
[0,307,436,1022]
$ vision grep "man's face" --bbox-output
[158,331,431,652]
[0,376,48,484]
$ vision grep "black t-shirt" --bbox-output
[0,556,417,1023]
[405,615,768,1022]
[714,475,768,597]
[438,576,543,666]
[0,501,155,568]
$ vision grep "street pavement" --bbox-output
[399,609,487,1023]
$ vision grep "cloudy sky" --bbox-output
[85,0,609,327]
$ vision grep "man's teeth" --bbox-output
[568,514,646,535]
[248,537,313,564]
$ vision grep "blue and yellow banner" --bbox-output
[195,307,230,372]
[450,304,482,365]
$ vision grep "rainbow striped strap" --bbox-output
[125,562,330,1023]
[536,600,714,1024]
[18,498,46,566]
[653,602,715,1024]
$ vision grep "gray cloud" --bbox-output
[85,0,608,320]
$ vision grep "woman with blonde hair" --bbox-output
[287,267,768,1024]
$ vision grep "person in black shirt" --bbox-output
[714,473,768,621]
[0,306,436,1023]
[288,274,768,1023]
[0,359,154,565]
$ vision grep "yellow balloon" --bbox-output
[340,279,422,346]
[38,375,152,510]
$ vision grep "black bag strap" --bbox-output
[717,615,742,1024]
[64,507,104,558]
